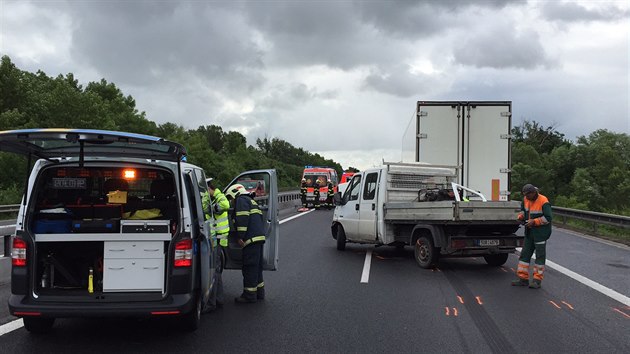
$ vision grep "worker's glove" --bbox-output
[213,204,221,214]
[526,219,536,228]
[517,214,524,221]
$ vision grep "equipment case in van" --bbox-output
[120,220,170,234]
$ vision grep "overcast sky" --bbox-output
[1,0,628,170]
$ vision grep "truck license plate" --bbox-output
[479,239,500,247]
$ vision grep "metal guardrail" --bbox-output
[552,206,630,233]
[0,204,20,214]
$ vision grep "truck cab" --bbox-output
[0,128,279,333]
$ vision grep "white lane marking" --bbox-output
[279,209,314,224]
[360,249,373,283]
[0,318,23,336]
[515,248,630,307]
[0,209,314,337]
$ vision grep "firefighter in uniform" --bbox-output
[511,184,552,289]
[202,178,230,309]
[314,179,321,209]
[300,178,308,208]
[326,181,335,209]
[226,184,266,303]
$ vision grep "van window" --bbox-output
[303,174,328,187]
[32,166,176,223]
[347,175,362,201]
[363,173,378,200]
[193,168,208,196]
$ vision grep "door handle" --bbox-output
[355,204,359,210]
[372,204,375,211]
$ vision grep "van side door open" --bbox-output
[184,169,215,308]
[223,170,279,271]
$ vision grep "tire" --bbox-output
[23,317,55,334]
[484,253,509,267]
[414,236,438,269]
[336,226,346,251]
[182,291,202,332]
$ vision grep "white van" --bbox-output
[0,129,279,333]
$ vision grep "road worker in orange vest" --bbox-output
[511,184,553,289]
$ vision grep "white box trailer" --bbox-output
[402,101,512,201]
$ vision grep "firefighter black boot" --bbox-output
[235,292,257,304]
[257,287,265,301]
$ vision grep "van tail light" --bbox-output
[12,238,27,267]
[174,239,193,267]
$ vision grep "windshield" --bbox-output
[303,174,328,187]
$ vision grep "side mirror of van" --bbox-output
[333,192,345,206]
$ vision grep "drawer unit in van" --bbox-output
[103,241,165,292]
[121,220,170,234]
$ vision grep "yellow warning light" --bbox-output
[123,169,136,179]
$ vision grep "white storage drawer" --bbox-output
[104,241,164,259]
[103,258,164,292]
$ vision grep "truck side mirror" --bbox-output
[333,192,345,206]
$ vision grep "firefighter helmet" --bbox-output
[226,183,246,200]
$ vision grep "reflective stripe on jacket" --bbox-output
[234,195,266,245]
[212,189,230,237]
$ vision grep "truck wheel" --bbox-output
[414,236,437,269]
[182,291,202,332]
[484,254,509,266]
[23,317,55,334]
[336,226,346,251]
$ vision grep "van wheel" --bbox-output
[484,254,509,266]
[336,226,346,251]
[414,236,438,269]
[182,292,202,332]
[23,317,55,334]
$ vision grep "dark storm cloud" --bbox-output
[241,2,398,70]
[259,83,338,110]
[363,65,435,97]
[240,1,525,70]
[64,2,265,89]
[453,28,554,69]
[356,0,523,38]
[540,2,630,23]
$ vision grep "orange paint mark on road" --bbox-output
[561,301,574,310]
[500,267,508,272]
[457,296,464,304]
[612,308,630,319]
[476,296,483,305]
[549,301,561,309]
[445,307,450,316]
[375,255,386,260]
[453,308,459,317]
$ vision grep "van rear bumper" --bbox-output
[8,293,195,318]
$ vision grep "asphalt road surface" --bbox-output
[0,209,628,353]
